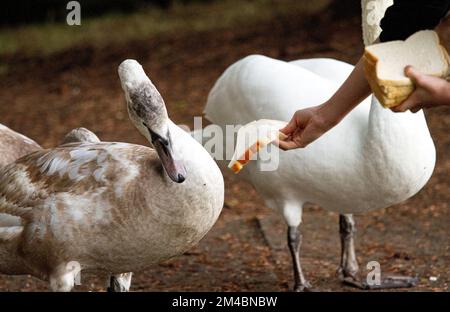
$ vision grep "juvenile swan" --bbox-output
[61,127,133,292]
[0,60,224,292]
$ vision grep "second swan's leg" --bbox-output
[338,214,417,290]
[337,214,359,280]
[281,203,313,291]
[288,225,312,292]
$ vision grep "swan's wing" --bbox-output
[0,143,149,228]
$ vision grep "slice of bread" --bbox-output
[364,30,449,108]
[228,119,287,174]
[364,56,414,98]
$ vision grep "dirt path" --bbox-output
[0,10,448,291]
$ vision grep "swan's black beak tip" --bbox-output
[176,174,186,183]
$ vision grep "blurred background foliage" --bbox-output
[0,0,361,57]
[1,0,176,25]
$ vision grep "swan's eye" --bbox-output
[146,126,169,147]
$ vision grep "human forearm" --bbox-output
[279,57,372,150]
[392,66,450,113]
[318,57,372,127]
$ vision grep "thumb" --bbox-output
[279,115,298,136]
[391,90,421,112]
[404,65,439,90]
[404,65,421,84]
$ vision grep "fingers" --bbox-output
[398,65,450,112]
[278,107,326,150]
[277,139,300,151]
[278,111,304,150]
[404,66,428,87]
[278,130,323,150]
[404,66,420,83]
[279,116,298,136]
[405,65,442,90]
[391,91,421,113]
[278,124,323,150]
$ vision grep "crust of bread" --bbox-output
[364,51,411,86]
[440,44,450,73]
[364,48,379,64]
[363,56,410,108]
[364,57,414,98]
[379,84,414,96]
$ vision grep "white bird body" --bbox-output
[0,60,224,290]
[205,55,435,220]
[204,0,434,291]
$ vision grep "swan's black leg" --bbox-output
[337,214,359,280]
[337,214,417,290]
[107,273,133,292]
[288,225,312,292]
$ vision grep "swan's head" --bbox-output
[118,59,186,183]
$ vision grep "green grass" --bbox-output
[0,0,330,57]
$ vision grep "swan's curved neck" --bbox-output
[167,120,203,155]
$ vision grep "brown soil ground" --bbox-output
[0,8,449,292]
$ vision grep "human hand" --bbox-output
[278,104,336,150]
[391,66,450,113]
[277,57,373,150]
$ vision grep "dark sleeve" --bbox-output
[379,0,450,42]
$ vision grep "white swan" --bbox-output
[204,0,435,290]
[0,59,224,291]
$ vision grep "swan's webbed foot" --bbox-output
[338,214,417,290]
[293,280,315,292]
[342,274,418,290]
